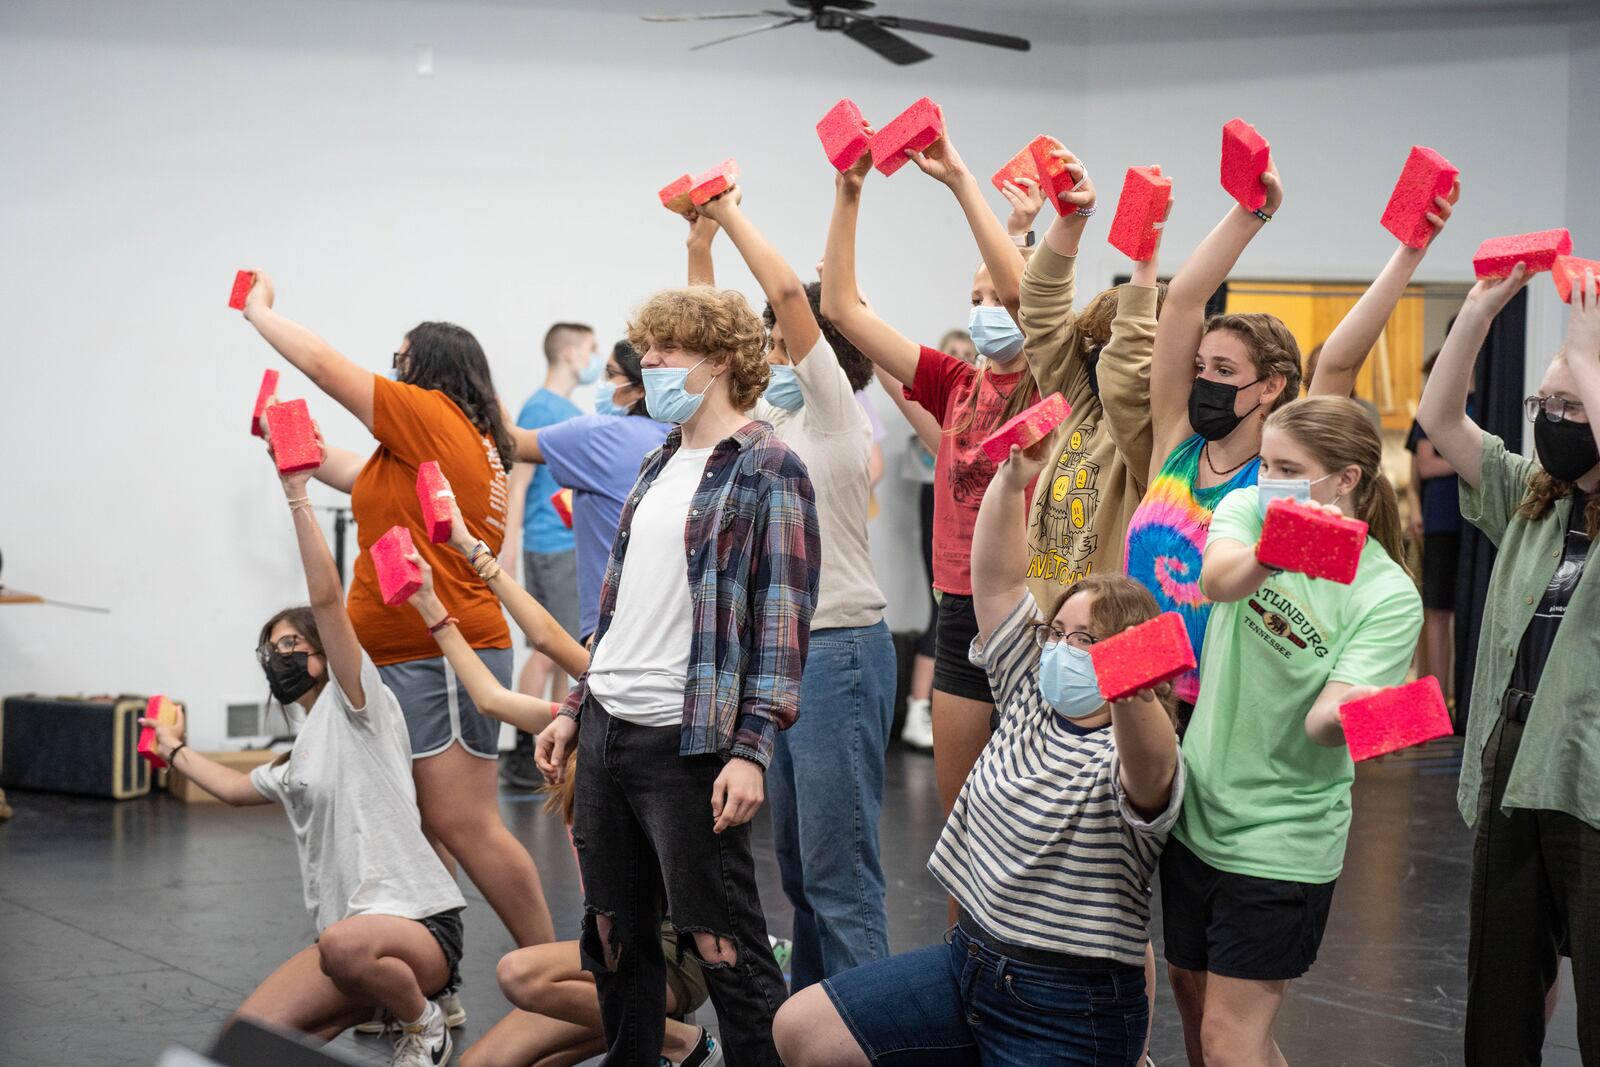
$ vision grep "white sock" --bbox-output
[400,1000,440,1033]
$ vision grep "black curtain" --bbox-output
[1452,289,1527,733]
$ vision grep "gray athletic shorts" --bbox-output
[522,549,581,645]
[379,647,513,761]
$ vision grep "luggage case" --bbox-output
[0,694,153,799]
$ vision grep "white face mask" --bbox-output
[1257,472,1338,517]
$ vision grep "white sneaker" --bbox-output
[901,698,934,750]
[390,1001,452,1067]
[435,988,466,1028]
[356,1006,392,1035]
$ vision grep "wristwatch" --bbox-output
[1011,231,1036,248]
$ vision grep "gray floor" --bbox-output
[0,740,1583,1067]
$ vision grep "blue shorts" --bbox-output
[821,923,1146,1067]
[379,647,512,760]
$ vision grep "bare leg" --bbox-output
[773,983,872,1067]
[518,650,554,699]
[1168,964,1208,1067]
[315,915,451,1023]
[1425,607,1454,703]
[233,945,381,1040]
[910,653,935,703]
[416,742,556,947]
[1199,972,1289,1067]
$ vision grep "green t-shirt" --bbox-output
[1174,486,1423,882]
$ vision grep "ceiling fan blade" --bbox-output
[689,14,809,49]
[843,19,933,65]
[874,16,1032,52]
[642,10,788,22]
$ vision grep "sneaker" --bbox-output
[660,1027,723,1067]
[767,934,793,971]
[355,1006,392,1035]
[499,746,542,790]
[435,988,466,1029]
[391,1001,452,1067]
[901,698,934,751]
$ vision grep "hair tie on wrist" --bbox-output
[1253,208,1273,223]
[428,615,458,635]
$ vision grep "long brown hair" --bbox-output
[543,752,579,827]
[1205,313,1303,412]
[1265,396,1409,574]
[947,360,1040,438]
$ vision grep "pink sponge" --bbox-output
[869,97,944,177]
[1220,118,1271,213]
[228,270,254,310]
[1339,675,1453,761]
[1473,229,1573,279]
[659,174,694,215]
[251,369,279,438]
[990,136,1048,193]
[1553,255,1600,303]
[551,488,574,529]
[138,695,180,769]
[264,400,322,474]
[1381,146,1458,249]
[817,99,871,172]
[1028,136,1079,215]
[979,392,1071,463]
[416,461,453,544]
[689,159,739,206]
[1107,166,1172,261]
[372,526,422,605]
[1256,499,1368,584]
[1090,612,1197,702]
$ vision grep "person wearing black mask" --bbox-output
[1418,262,1600,1065]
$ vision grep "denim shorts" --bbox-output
[821,922,1147,1066]
[379,647,512,760]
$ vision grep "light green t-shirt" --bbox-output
[1174,486,1423,883]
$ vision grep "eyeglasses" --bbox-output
[392,351,410,372]
[256,634,315,662]
[1031,623,1098,651]
[1525,394,1586,423]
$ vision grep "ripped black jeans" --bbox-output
[573,697,788,1066]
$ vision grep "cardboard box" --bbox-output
[165,749,280,803]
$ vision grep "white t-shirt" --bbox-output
[755,337,886,631]
[587,445,713,727]
[250,652,466,932]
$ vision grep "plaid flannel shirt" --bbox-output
[560,420,820,767]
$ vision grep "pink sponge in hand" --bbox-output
[979,393,1071,463]
[251,369,279,437]
[1220,118,1272,213]
[990,136,1048,193]
[551,488,574,529]
[659,174,694,215]
[1107,166,1173,261]
[1473,229,1573,279]
[264,399,322,474]
[1028,136,1079,215]
[869,97,944,177]
[1256,499,1368,584]
[1380,146,1458,249]
[1338,675,1453,761]
[1090,612,1197,703]
[228,270,254,310]
[817,99,871,172]
[138,695,180,769]
[416,461,453,544]
[689,159,739,206]
[1553,255,1600,303]
[372,526,423,605]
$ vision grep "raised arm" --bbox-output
[875,364,941,453]
[1417,265,1531,489]
[1311,184,1457,398]
[1110,689,1179,818]
[820,151,923,387]
[972,444,1048,639]
[1562,270,1600,454]
[697,186,821,363]
[1037,145,1093,258]
[910,129,1025,318]
[1098,236,1163,489]
[241,273,376,430]
[1017,147,1096,394]
[686,211,719,287]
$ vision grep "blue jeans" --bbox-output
[822,923,1148,1066]
[768,621,896,991]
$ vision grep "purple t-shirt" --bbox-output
[539,413,672,639]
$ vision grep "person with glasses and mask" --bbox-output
[238,273,556,1031]
[773,438,1181,1067]
[1418,265,1600,1064]
[139,433,465,1067]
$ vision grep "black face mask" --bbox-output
[1535,414,1600,484]
[263,651,318,706]
[1189,376,1262,442]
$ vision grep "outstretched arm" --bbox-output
[971,444,1048,640]
[1111,689,1179,818]
[698,186,821,363]
[138,704,271,806]
[241,273,376,430]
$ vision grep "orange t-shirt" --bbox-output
[349,375,512,666]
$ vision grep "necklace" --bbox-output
[1203,442,1256,477]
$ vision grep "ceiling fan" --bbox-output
[642,0,1032,66]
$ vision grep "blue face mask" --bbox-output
[968,305,1025,363]
[576,351,604,387]
[643,360,715,424]
[1257,472,1336,517]
[1038,642,1105,719]
[595,382,629,418]
[764,365,805,412]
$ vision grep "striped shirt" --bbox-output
[927,594,1184,967]
[561,420,820,768]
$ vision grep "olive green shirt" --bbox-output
[1458,432,1600,832]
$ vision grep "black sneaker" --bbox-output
[660,1028,722,1067]
[499,746,542,790]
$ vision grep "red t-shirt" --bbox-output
[908,346,1032,596]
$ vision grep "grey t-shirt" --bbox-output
[755,337,886,631]
[251,651,466,931]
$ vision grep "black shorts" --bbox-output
[1159,837,1335,982]
[418,908,465,995]
[1421,532,1462,611]
[932,593,995,704]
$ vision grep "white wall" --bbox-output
[0,0,1588,743]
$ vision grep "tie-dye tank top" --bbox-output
[1123,434,1260,703]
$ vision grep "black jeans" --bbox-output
[1465,709,1600,1065]
[573,698,788,1066]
